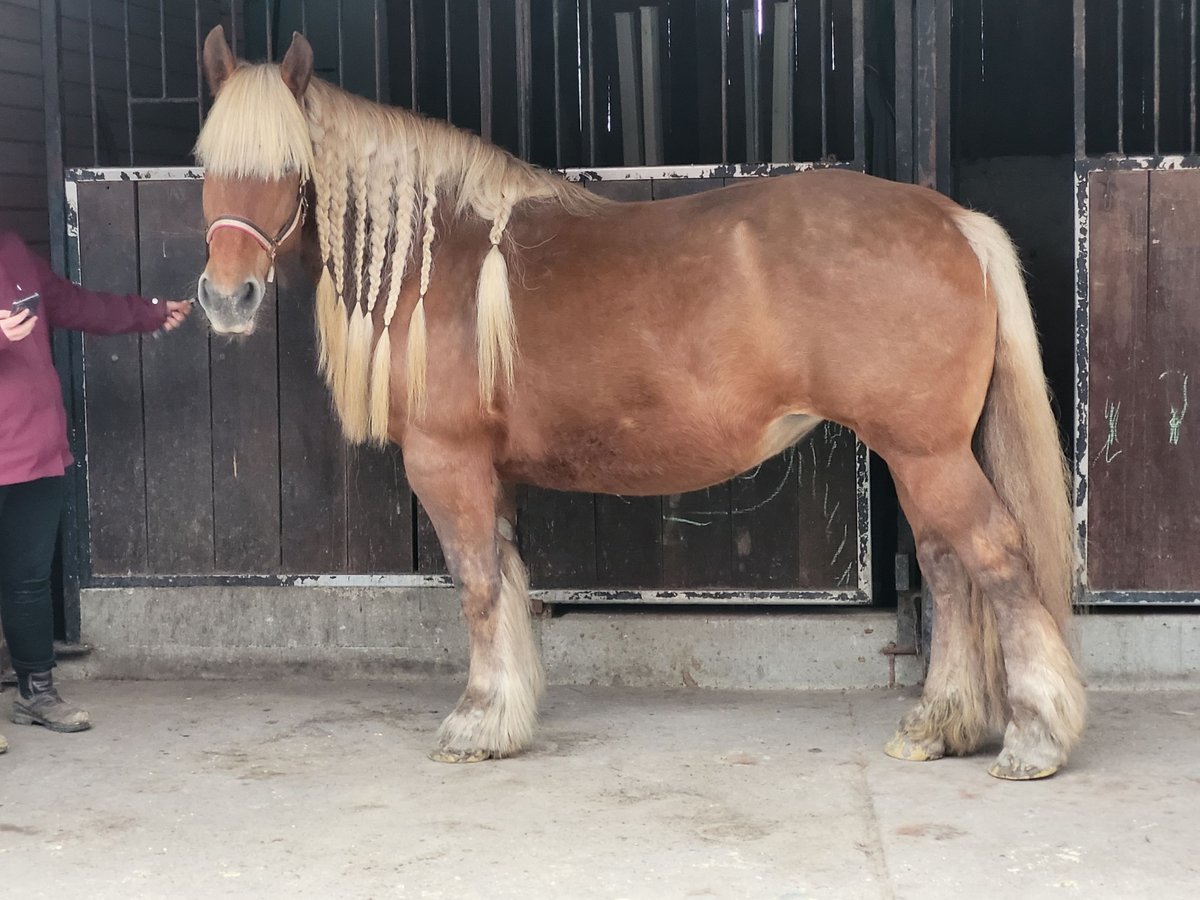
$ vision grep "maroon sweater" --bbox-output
[0,231,168,486]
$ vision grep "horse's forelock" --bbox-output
[194,64,313,180]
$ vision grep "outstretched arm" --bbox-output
[21,241,190,336]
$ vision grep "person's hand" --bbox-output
[160,299,193,333]
[0,308,37,343]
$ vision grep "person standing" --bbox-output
[0,230,191,754]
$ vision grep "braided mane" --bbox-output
[196,64,602,443]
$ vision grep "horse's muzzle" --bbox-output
[196,272,264,335]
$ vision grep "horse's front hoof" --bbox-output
[884,730,944,762]
[428,747,493,764]
[987,750,1058,780]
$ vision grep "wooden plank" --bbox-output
[0,1,40,44]
[595,495,662,588]
[0,208,49,245]
[584,179,652,203]
[732,446,801,588]
[210,268,282,573]
[0,106,46,140]
[0,72,42,112]
[0,35,42,75]
[794,422,859,589]
[650,177,724,200]
[519,486,597,588]
[78,180,147,574]
[277,260,349,572]
[347,443,414,573]
[1086,169,1149,590]
[1140,169,1200,588]
[663,483,733,589]
[0,140,44,174]
[136,180,214,574]
[415,501,447,574]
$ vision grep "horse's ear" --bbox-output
[280,32,314,100]
[203,25,237,96]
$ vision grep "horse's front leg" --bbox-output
[405,441,544,763]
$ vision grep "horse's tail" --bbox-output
[952,209,1080,731]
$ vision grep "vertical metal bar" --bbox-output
[42,1,66,271]
[586,0,596,164]
[230,0,239,56]
[914,0,934,186]
[517,0,532,159]
[194,0,203,127]
[742,9,759,162]
[1074,0,1086,159]
[159,0,168,97]
[1153,0,1161,155]
[479,0,493,141]
[934,0,951,192]
[819,0,828,158]
[615,12,642,164]
[377,0,385,102]
[266,0,274,59]
[410,0,418,109]
[444,0,452,117]
[721,0,728,163]
[851,0,865,166]
[1193,0,1197,154]
[895,0,913,181]
[1117,0,1124,154]
[42,0,81,641]
[301,0,308,34]
[641,6,664,166]
[124,0,135,164]
[337,0,345,87]
[771,2,794,163]
[89,0,99,164]
[553,0,563,167]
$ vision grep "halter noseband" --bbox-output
[205,186,307,284]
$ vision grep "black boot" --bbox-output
[12,670,91,733]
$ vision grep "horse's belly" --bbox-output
[498,411,822,496]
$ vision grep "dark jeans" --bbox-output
[0,476,65,674]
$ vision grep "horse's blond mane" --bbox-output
[195,64,603,444]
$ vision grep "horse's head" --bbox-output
[194,26,314,335]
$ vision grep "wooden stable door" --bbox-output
[69,172,869,602]
[1085,168,1200,597]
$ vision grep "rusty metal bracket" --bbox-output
[881,641,919,689]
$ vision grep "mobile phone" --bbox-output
[10,292,40,316]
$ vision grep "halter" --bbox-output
[205,186,307,283]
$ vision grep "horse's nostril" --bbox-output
[196,275,213,308]
[236,280,258,308]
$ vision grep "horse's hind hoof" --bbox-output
[428,748,493,764]
[987,755,1058,781]
[884,731,944,762]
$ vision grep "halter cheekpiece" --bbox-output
[205,186,307,283]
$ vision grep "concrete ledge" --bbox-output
[70,587,1198,690]
[1077,612,1200,689]
[73,586,922,689]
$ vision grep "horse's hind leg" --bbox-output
[405,444,544,762]
[889,448,1084,779]
[885,521,1003,762]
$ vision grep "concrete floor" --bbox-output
[0,681,1197,899]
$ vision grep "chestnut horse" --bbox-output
[193,28,1084,779]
